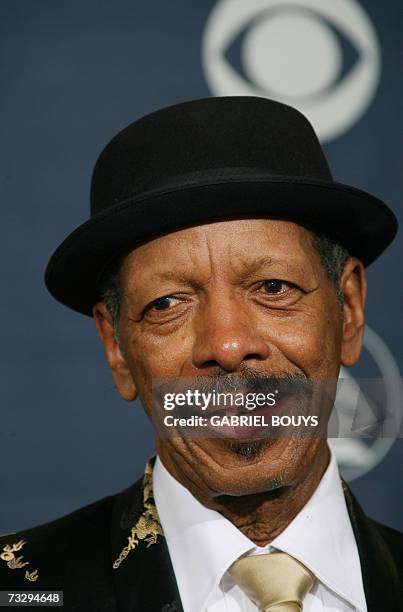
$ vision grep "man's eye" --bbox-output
[262,280,292,294]
[148,296,175,311]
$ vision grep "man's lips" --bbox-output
[195,395,290,418]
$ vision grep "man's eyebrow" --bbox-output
[237,256,294,275]
[134,256,299,285]
[139,268,198,284]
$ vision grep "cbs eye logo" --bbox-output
[202,0,381,142]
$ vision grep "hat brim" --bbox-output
[45,176,398,316]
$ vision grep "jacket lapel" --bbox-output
[109,458,183,612]
[342,480,403,610]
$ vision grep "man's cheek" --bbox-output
[129,335,186,380]
[275,325,337,372]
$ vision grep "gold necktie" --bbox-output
[229,552,315,611]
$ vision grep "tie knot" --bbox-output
[229,551,315,611]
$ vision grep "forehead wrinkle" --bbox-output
[225,223,313,268]
[171,225,230,285]
[146,268,197,284]
[137,231,216,288]
[226,240,320,287]
[231,255,289,277]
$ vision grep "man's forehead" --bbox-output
[121,218,319,279]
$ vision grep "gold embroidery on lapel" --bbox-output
[7,555,29,569]
[25,569,39,582]
[1,539,40,580]
[1,540,29,568]
[113,459,163,569]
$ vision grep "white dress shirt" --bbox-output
[152,444,367,612]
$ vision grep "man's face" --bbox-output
[94,219,366,504]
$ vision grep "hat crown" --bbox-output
[90,96,332,215]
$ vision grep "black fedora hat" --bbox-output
[45,96,398,316]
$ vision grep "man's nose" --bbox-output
[191,300,270,372]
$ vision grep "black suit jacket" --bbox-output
[0,459,402,611]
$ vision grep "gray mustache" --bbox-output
[192,372,313,399]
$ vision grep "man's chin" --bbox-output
[198,433,289,467]
[225,438,271,460]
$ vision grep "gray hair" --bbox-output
[311,233,350,306]
[98,231,350,336]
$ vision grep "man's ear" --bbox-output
[92,301,137,401]
[340,258,367,367]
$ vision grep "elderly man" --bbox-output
[0,97,401,611]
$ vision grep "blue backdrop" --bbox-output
[0,0,401,534]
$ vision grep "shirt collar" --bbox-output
[153,443,367,612]
[269,443,367,610]
[153,456,253,611]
